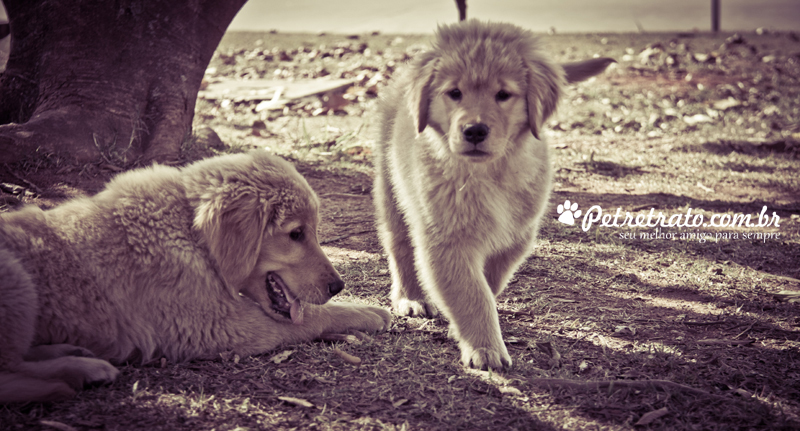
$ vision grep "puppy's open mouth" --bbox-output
[266,272,304,325]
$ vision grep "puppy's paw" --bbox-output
[461,345,512,371]
[81,358,120,388]
[393,298,439,318]
[346,304,392,333]
[364,305,392,332]
[59,357,120,390]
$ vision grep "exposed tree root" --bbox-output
[528,378,727,399]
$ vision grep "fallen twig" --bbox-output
[682,320,727,326]
[696,338,754,346]
[696,181,715,193]
[498,308,534,317]
[529,378,723,399]
[332,348,362,366]
[3,164,43,194]
[734,321,758,339]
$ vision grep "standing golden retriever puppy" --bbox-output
[373,20,612,370]
[0,151,390,403]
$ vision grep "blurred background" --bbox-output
[1,1,798,33]
[227,0,800,34]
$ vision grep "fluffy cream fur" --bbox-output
[373,20,612,370]
[0,151,390,403]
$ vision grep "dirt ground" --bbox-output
[1,28,799,430]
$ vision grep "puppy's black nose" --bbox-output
[463,123,489,144]
[328,279,345,296]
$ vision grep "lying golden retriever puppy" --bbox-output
[0,151,390,403]
[373,20,612,370]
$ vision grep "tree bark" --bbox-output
[0,0,247,165]
[455,0,467,21]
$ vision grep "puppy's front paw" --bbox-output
[393,298,439,318]
[82,359,120,388]
[353,305,392,333]
[58,357,120,390]
[461,345,512,371]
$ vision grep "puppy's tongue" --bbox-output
[283,285,304,325]
[290,300,304,325]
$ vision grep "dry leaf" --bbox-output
[697,182,715,193]
[255,86,285,111]
[536,342,562,368]
[611,325,636,337]
[505,336,525,345]
[713,97,742,110]
[499,386,523,396]
[278,396,314,408]
[270,350,294,364]
[773,290,800,303]
[683,114,713,125]
[551,297,578,303]
[635,407,669,425]
[392,398,409,408]
[693,53,711,62]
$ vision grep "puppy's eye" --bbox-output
[496,90,512,102]
[447,88,462,101]
[289,228,304,241]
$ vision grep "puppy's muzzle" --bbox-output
[328,278,345,297]
[463,123,490,144]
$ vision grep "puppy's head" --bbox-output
[408,20,612,161]
[187,151,343,325]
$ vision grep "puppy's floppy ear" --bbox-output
[524,57,613,138]
[562,57,616,84]
[525,55,565,140]
[195,189,269,295]
[407,51,438,134]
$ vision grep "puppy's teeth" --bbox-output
[290,300,304,325]
[282,285,297,303]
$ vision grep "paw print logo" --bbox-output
[556,200,582,225]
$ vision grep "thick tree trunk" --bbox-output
[0,0,247,165]
[455,0,467,21]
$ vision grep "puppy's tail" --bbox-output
[562,57,616,84]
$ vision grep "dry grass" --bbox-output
[1,29,799,430]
